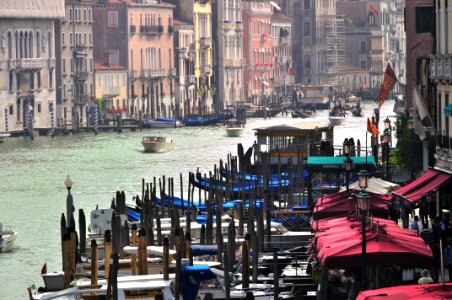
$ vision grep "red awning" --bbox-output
[392,169,451,203]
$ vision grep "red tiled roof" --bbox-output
[272,13,291,21]
[173,18,193,26]
[94,62,127,71]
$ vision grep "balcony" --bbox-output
[75,71,89,81]
[103,86,120,97]
[150,68,166,78]
[179,47,189,54]
[202,65,211,74]
[188,75,196,84]
[303,37,312,44]
[130,25,136,34]
[140,69,149,78]
[279,36,289,45]
[75,94,90,105]
[168,68,176,77]
[200,37,212,48]
[14,58,45,70]
[140,25,162,35]
[235,22,243,32]
[430,55,452,81]
[129,70,138,81]
[224,58,244,68]
[48,58,56,69]
[223,21,234,31]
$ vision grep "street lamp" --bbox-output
[343,138,351,156]
[357,169,370,290]
[382,130,391,180]
[344,156,353,192]
[64,175,73,194]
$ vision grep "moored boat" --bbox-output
[141,136,175,153]
[142,118,183,128]
[0,223,17,253]
[0,133,11,143]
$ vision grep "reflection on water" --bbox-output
[0,100,396,299]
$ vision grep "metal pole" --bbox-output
[361,213,367,290]
[94,104,98,135]
[346,170,350,192]
[4,107,8,132]
[50,105,55,138]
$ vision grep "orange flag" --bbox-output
[375,63,398,109]
[367,118,380,136]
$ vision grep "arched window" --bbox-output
[29,31,33,58]
[7,31,12,59]
[15,31,19,59]
[48,31,52,58]
[36,31,40,58]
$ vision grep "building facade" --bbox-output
[213,0,245,110]
[55,0,95,132]
[0,0,65,134]
[94,61,128,122]
[271,12,294,102]
[173,18,195,118]
[242,0,274,106]
[93,0,176,120]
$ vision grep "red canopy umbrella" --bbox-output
[314,190,391,220]
[317,229,432,268]
[356,282,452,299]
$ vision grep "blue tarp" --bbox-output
[182,266,217,300]
[191,245,218,256]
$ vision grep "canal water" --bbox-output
[0,100,396,299]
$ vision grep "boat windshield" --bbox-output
[143,136,165,142]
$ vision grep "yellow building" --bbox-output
[194,0,213,114]
[94,62,128,119]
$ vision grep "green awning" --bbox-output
[444,104,452,117]
[307,156,376,172]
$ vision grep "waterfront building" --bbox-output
[93,0,176,120]
[0,0,65,133]
[173,18,195,118]
[212,0,245,111]
[278,0,344,87]
[55,0,95,132]
[271,11,294,102]
[94,59,128,122]
[242,0,274,106]
[169,0,214,115]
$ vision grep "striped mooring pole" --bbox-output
[94,104,98,135]
[50,105,55,138]
[4,107,8,132]
[27,108,34,140]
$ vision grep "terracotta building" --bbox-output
[93,0,176,120]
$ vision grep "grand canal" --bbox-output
[0,100,396,299]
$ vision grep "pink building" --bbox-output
[242,1,274,106]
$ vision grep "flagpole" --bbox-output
[366,131,368,164]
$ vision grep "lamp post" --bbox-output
[343,139,352,191]
[64,175,74,229]
[407,117,415,180]
[357,169,370,290]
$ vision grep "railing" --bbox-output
[14,58,45,70]
[140,69,149,78]
[303,37,312,44]
[200,37,212,48]
[224,58,244,68]
[235,22,243,31]
[188,75,196,84]
[130,25,136,33]
[168,68,176,77]
[202,65,211,74]
[430,55,452,80]
[75,94,90,104]
[75,71,89,81]
[280,36,289,45]
[179,47,188,53]
[104,86,120,97]
[48,58,56,69]
[150,68,166,78]
[129,70,138,81]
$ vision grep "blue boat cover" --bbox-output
[182,266,217,300]
[191,245,218,256]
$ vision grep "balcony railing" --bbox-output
[48,58,56,69]
[179,47,188,54]
[75,71,89,81]
[202,65,211,74]
[150,68,166,78]
[13,58,45,70]
[303,37,312,44]
[430,55,452,80]
[168,68,176,77]
[188,75,196,84]
[280,36,289,45]
[140,69,149,78]
[103,86,120,97]
[75,94,90,104]
[200,37,212,48]
[224,58,244,68]
[129,70,138,81]
[223,21,234,31]
[235,22,243,31]
[130,25,136,33]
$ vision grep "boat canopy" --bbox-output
[307,156,377,172]
[182,266,217,300]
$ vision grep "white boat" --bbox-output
[141,136,175,153]
[0,223,17,253]
[143,118,184,128]
[225,121,245,137]
[328,116,346,126]
[0,133,11,143]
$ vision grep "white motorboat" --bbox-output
[0,223,17,253]
[225,121,245,137]
[0,133,11,143]
[141,136,175,153]
[328,116,346,126]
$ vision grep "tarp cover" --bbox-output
[357,282,452,300]
[339,177,400,195]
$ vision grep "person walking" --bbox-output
[419,196,429,228]
[445,240,452,282]
[410,215,419,235]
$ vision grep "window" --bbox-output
[63,59,66,73]
[69,9,73,21]
[49,69,53,89]
[304,0,311,10]
[9,105,13,115]
[88,9,92,21]
[70,33,73,45]
[108,11,119,27]
[37,103,41,113]
[110,50,119,65]
[415,6,434,33]
[360,60,367,68]
[304,21,311,36]
[89,34,92,46]
[84,9,87,21]
[360,41,366,53]
[9,72,13,92]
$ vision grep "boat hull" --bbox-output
[0,230,17,253]
[142,119,183,128]
[226,127,245,137]
[142,142,175,153]
[328,116,346,126]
